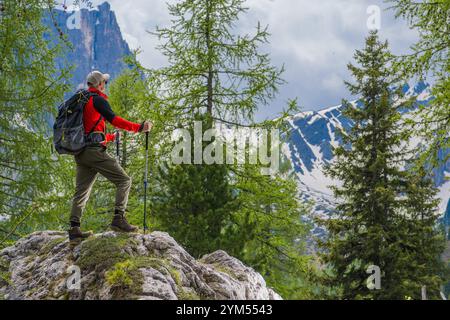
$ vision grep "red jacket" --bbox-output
[84,87,142,146]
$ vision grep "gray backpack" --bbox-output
[53,90,101,155]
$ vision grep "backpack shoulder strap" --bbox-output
[87,115,104,136]
[77,89,90,102]
[86,92,104,136]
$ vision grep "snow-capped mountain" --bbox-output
[283,82,450,237]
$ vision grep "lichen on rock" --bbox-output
[0,231,282,300]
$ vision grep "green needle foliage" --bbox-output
[108,0,317,298]
[388,0,450,168]
[0,0,71,245]
[318,31,447,300]
[153,135,236,257]
[148,0,285,125]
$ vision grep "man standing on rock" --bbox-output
[69,71,152,243]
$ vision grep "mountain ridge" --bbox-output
[283,82,450,238]
[44,2,131,93]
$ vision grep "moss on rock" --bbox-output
[105,259,140,299]
[77,234,134,272]
[210,263,240,280]
[0,257,11,287]
[105,256,177,299]
[178,289,201,300]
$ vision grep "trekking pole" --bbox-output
[115,129,120,162]
[143,131,149,234]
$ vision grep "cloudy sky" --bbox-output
[63,0,418,120]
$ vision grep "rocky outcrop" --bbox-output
[0,231,282,300]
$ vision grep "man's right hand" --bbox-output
[142,121,153,133]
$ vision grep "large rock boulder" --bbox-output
[0,231,282,300]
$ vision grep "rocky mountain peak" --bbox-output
[44,2,131,91]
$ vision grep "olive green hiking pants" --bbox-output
[70,146,131,224]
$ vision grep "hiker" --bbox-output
[68,71,152,242]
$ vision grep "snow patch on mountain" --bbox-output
[283,83,448,226]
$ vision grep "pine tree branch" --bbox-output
[0,76,63,102]
[212,116,260,128]
[0,190,33,202]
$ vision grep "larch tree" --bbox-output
[388,0,449,168]
[137,0,316,298]
[0,0,71,245]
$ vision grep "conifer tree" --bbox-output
[139,0,314,298]
[149,0,284,126]
[319,31,447,300]
[153,140,236,257]
[0,0,70,245]
[388,0,449,168]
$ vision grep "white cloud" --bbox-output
[82,0,418,119]
[104,0,174,68]
[322,73,345,93]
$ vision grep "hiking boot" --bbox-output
[68,226,93,244]
[110,211,138,233]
